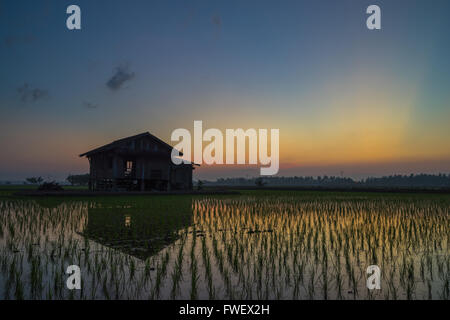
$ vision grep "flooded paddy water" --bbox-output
[0,192,449,300]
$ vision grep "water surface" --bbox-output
[0,193,448,300]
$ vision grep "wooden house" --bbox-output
[79,132,195,191]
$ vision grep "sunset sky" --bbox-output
[1,0,449,181]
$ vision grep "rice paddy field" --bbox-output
[0,189,449,300]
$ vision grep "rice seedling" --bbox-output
[0,191,448,300]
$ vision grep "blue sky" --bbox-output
[1,0,449,181]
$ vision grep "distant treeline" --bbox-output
[66,174,90,186]
[202,173,450,188]
[21,174,90,186]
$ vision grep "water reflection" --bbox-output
[0,194,449,300]
[81,198,192,260]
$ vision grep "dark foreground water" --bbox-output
[0,193,449,300]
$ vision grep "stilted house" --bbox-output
[79,132,195,191]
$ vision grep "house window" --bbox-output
[124,215,131,227]
[108,157,113,169]
[125,161,133,176]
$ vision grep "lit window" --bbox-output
[125,161,133,176]
[124,215,131,227]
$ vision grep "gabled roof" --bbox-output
[79,132,177,157]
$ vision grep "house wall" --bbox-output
[87,135,193,190]
[171,165,193,190]
[89,153,115,180]
[136,157,171,180]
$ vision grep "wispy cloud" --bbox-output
[211,14,222,29]
[83,101,98,109]
[106,65,135,91]
[211,14,222,39]
[17,83,48,102]
[3,34,36,48]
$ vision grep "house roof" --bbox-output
[79,132,178,157]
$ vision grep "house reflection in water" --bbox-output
[124,215,131,227]
[82,197,192,260]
